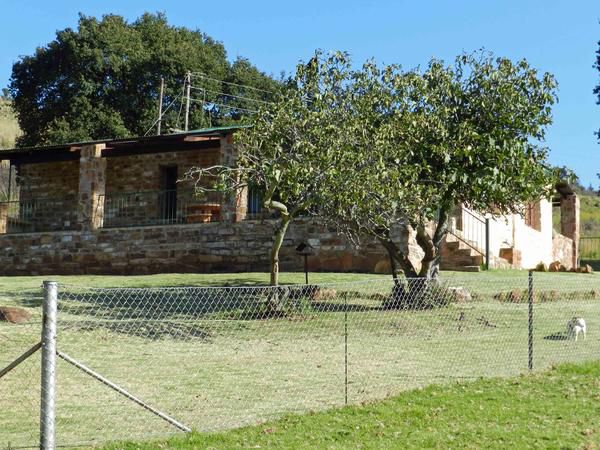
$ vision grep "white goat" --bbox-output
[566,317,587,341]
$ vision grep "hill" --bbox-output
[580,193,600,237]
[0,97,20,148]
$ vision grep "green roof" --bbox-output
[0,124,251,156]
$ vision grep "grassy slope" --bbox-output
[0,98,20,148]
[3,270,599,447]
[580,194,600,237]
[106,361,600,450]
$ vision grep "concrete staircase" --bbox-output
[440,232,484,272]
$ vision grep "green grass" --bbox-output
[580,194,600,238]
[0,98,20,149]
[1,270,600,448]
[104,361,600,450]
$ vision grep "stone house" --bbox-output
[0,126,579,275]
[439,183,579,271]
[0,127,386,275]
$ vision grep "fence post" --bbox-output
[344,293,348,406]
[528,271,533,371]
[40,281,58,450]
[485,218,490,270]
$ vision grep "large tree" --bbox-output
[322,53,559,281]
[9,12,277,147]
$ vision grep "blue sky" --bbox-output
[1,0,599,186]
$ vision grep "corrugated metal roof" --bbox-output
[0,124,250,156]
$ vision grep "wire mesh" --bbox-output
[0,287,43,449]
[2,273,600,448]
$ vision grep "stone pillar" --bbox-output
[560,193,580,268]
[219,134,245,222]
[78,144,106,231]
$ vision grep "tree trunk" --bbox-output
[378,209,450,309]
[269,215,291,286]
[415,207,449,281]
[378,234,419,279]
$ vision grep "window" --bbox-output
[524,202,541,231]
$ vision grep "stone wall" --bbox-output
[17,160,80,199]
[105,148,220,193]
[0,219,390,276]
[552,232,574,269]
[12,160,80,232]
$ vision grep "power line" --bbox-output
[189,97,259,115]
[189,72,276,96]
[143,93,183,136]
[189,86,272,106]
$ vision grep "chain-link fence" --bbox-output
[2,273,600,448]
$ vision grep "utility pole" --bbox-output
[184,72,191,131]
[157,77,164,136]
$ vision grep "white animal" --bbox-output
[566,317,586,341]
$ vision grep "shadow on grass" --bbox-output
[544,332,568,341]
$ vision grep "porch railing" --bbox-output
[448,206,490,269]
[98,189,223,228]
[0,196,78,234]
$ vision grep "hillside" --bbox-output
[0,97,20,148]
[580,194,600,237]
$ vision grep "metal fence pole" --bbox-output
[528,271,534,371]
[344,293,348,406]
[40,281,58,450]
[485,218,490,270]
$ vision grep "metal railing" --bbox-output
[98,189,223,228]
[448,206,490,269]
[0,196,78,233]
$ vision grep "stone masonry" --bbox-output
[0,218,388,275]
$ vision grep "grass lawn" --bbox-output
[103,361,600,450]
[1,270,600,448]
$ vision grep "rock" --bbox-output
[448,286,471,302]
[310,287,338,301]
[509,289,524,302]
[548,261,561,272]
[374,259,391,274]
[0,306,32,324]
[581,264,594,274]
[535,262,548,272]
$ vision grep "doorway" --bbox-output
[159,166,178,223]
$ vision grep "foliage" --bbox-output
[9,13,277,147]
[189,52,353,286]
[594,36,600,142]
[0,97,20,149]
[319,52,559,279]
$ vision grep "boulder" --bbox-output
[448,286,472,303]
[581,264,594,274]
[310,287,338,301]
[374,259,391,274]
[0,306,32,324]
[548,261,561,272]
